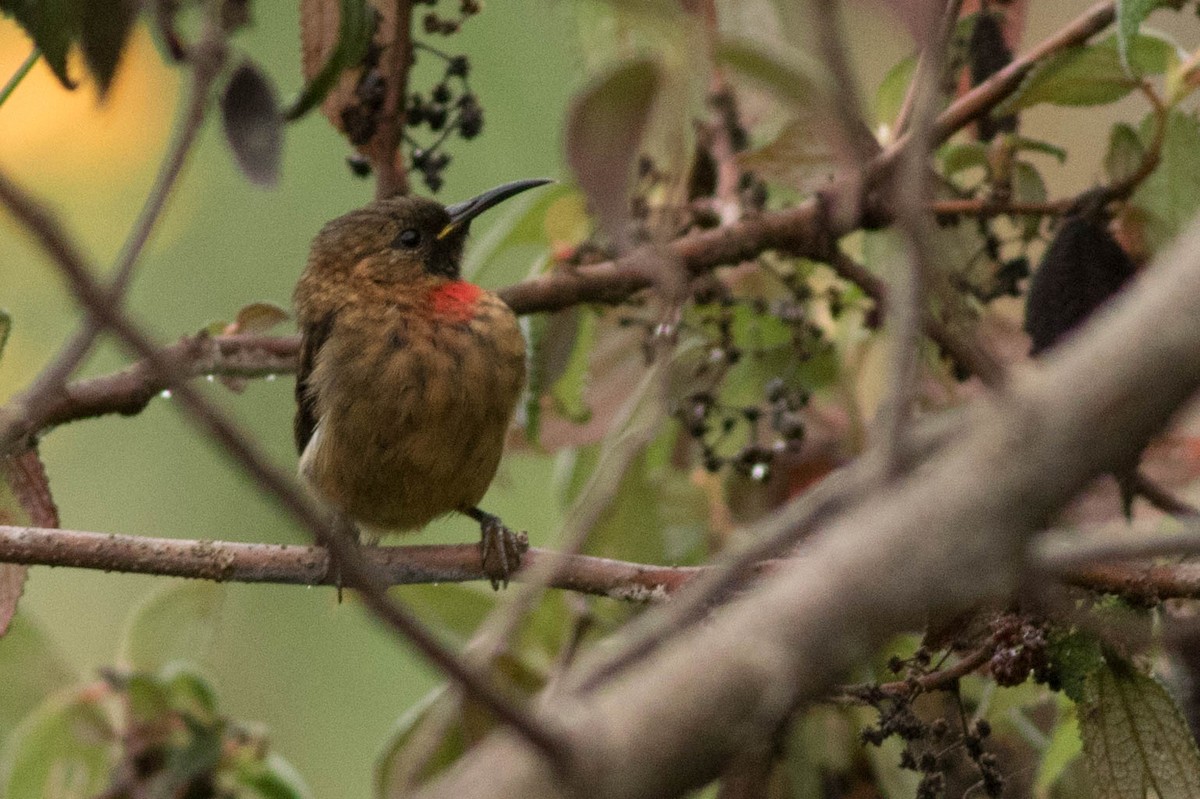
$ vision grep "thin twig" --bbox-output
[0,170,568,767]
[0,48,39,109]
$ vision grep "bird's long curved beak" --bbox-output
[438,178,553,240]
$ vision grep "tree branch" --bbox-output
[410,165,1200,799]
[0,525,701,601]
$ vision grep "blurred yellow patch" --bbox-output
[0,22,179,185]
[542,193,589,248]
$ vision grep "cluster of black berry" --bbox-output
[414,0,480,36]
[858,647,1006,799]
[650,294,814,479]
[403,42,483,191]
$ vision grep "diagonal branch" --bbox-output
[410,174,1200,799]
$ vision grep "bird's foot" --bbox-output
[329,512,362,603]
[467,507,527,589]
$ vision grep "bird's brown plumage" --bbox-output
[293,194,526,535]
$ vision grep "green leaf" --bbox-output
[1012,160,1048,238]
[236,753,313,799]
[565,58,662,237]
[1116,0,1175,70]
[1078,661,1200,799]
[1105,122,1146,184]
[374,687,463,795]
[1009,135,1069,163]
[1035,698,1083,796]
[1001,32,1178,112]
[0,0,81,89]
[221,61,284,188]
[79,0,138,97]
[285,0,371,121]
[940,141,989,178]
[1130,109,1200,252]
[1047,628,1105,703]
[161,664,218,720]
[118,582,224,672]
[875,54,916,128]
[0,615,76,743]
[0,690,116,799]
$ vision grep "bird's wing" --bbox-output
[293,313,334,455]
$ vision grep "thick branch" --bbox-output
[412,165,1200,798]
[0,525,699,602]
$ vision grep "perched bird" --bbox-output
[293,179,551,585]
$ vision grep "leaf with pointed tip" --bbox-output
[0,0,81,89]
[79,0,138,98]
[1001,32,1179,112]
[1116,0,1181,71]
[221,61,284,188]
[1078,661,1200,799]
[565,58,661,240]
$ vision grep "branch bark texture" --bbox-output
[410,200,1200,798]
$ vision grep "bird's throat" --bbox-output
[427,280,484,323]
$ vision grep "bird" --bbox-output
[292,178,551,587]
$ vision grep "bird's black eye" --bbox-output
[394,228,422,249]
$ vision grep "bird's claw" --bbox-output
[478,515,528,590]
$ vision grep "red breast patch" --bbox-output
[428,281,483,322]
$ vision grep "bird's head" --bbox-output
[305,179,552,288]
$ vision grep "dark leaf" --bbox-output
[969,11,1016,140]
[0,0,81,89]
[221,61,283,187]
[565,58,661,240]
[1024,214,1137,355]
[80,0,139,98]
[285,0,371,120]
